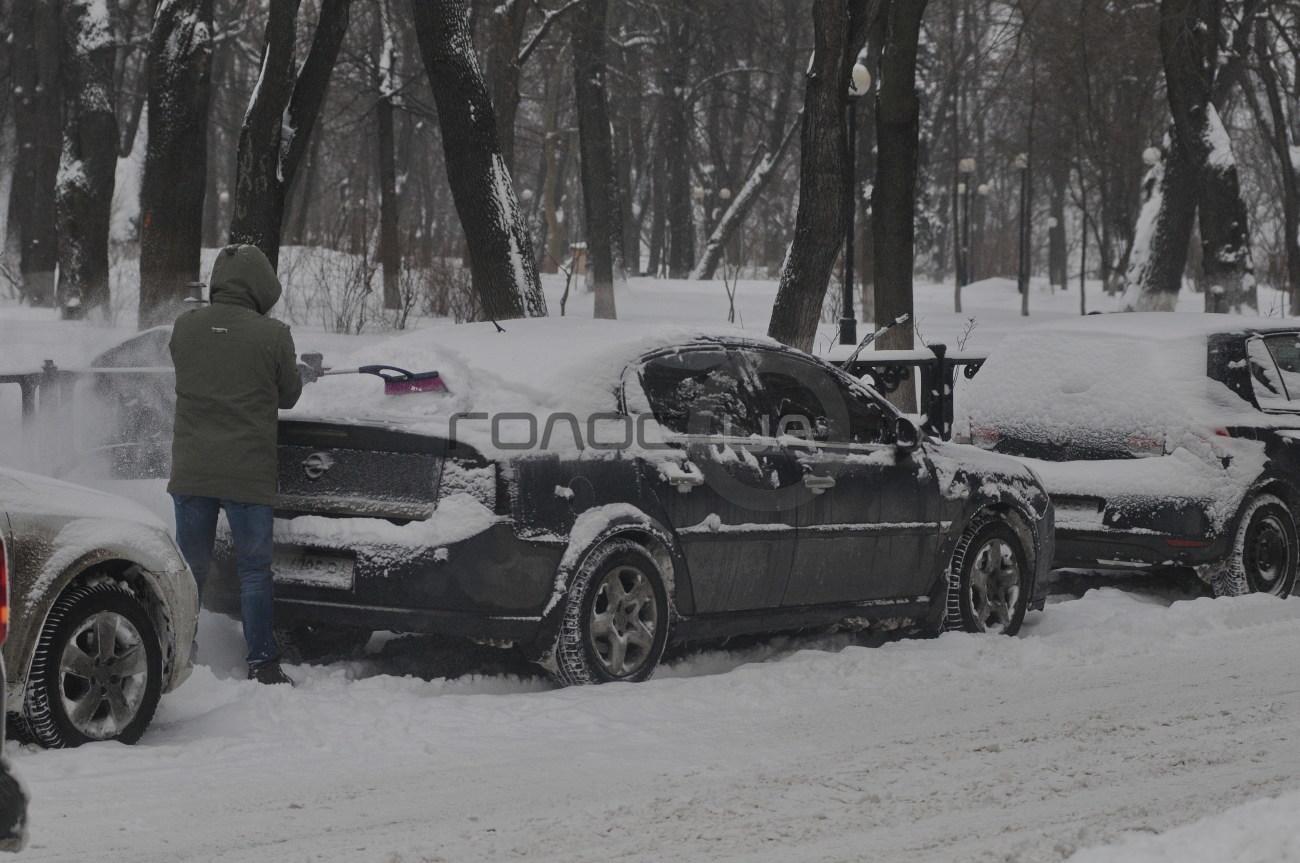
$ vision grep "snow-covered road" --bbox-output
[11,588,1300,863]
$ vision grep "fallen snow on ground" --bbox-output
[8,589,1300,863]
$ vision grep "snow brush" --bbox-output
[301,353,450,396]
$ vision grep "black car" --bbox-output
[206,320,1053,683]
[960,312,1300,598]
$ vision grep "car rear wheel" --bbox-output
[1212,493,1297,598]
[945,515,1031,636]
[551,540,670,686]
[22,582,163,748]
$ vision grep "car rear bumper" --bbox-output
[206,521,563,644]
[1018,453,1244,571]
[1051,493,1232,569]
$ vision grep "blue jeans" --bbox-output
[173,495,279,666]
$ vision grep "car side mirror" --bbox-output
[895,416,921,453]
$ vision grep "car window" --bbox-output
[1262,334,1300,403]
[638,349,762,437]
[747,352,892,445]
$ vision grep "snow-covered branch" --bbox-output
[517,0,584,67]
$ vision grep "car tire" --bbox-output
[944,515,1031,636]
[275,623,372,664]
[1212,493,1297,599]
[551,540,670,687]
[22,582,163,748]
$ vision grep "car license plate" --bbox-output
[1054,496,1105,527]
[272,548,356,590]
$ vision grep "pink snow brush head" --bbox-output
[384,372,448,396]
[355,365,451,396]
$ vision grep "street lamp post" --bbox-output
[840,62,872,345]
[1014,151,1030,314]
[973,183,989,283]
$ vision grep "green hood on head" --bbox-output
[209,244,282,314]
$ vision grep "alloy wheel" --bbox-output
[587,564,659,677]
[968,537,1022,632]
[57,611,150,740]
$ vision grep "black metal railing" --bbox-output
[0,362,175,478]
[0,360,78,425]
[830,342,987,441]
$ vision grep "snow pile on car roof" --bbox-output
[958,313,1262,450]
[288,318,776,450]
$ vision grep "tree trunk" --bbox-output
[8,0,61,307]
[57,0,119,316]
[230,0,352,268]
[1198,105,1255,312]
[1249,20,1300,314]
[1130,0,1218,311]
[571,0,621,319]
[1048,162,1068,289]
[532,54,565,273]
[411,0,547,319]
[376,0,401,311]
[661,6,693,279]
[871,0,925,354]
[138,0,214,329]
[485,0,529,171]
[647,135,668,276]
[768,0,875,352]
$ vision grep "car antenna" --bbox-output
[843,313,910,368]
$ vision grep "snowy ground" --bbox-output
[13,588,1300,863]
[4,265,1300,862]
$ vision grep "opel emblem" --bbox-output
[302,452,334,480]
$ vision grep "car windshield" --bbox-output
[1252,334,1300,406]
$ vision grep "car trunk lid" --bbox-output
[276,421,447,521]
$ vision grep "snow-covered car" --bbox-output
[958,312,1300,597]
[205,319,1053,684]
[0,468,197,747]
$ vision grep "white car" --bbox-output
[0,467,197,747]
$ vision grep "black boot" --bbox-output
[248,661,295,687]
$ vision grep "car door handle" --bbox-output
[802,473,836,493]
[666,462,706,492]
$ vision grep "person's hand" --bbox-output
[298,352,324,385]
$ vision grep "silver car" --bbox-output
[0,466,196,748]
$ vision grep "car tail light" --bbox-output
[1126,431,1165,458]
[0,535,8,644]
[970,425,1000,450]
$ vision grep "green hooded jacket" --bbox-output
[168,245,303,505]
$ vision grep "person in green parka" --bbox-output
[169,244,313,686]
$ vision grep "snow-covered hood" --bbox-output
[0,465,167,530]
